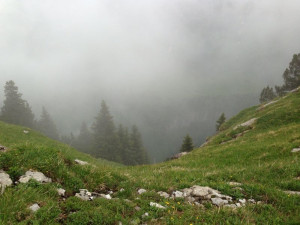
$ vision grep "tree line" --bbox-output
[260,53,300,103]
[0,80,148,165]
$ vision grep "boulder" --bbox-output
[172,190,184,198]
[211,197,228,206]
[291,148,300,153]
[157,191,170,198]
[0,145,7,152]
[57,188,66,197]
[29,203,40,212]
[100,194,112,199]
[150,202,166,209]
[23,130,29,134]
[19,170,52,184]
[137,188,147,195]
[75,189,93,201]
[74,159,89,165]
[0,171,13,194]
[234,118,257,130]
[239,199,246,204]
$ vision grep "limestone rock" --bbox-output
[234,118,257,130]
[211,197,228,206]
[0,145,7,152]
[19,170,52,183]
[228,182,242,186]
[150,202,166,209]
[239,199,246,204]
[119,188,125,192]
[29,203,40,212]
[291,148,300,153]
[172,190,184,198]
[142,212,149,218]
[57,188,66,197]
[0,171,13,194]
[100,194,112,199]
[74,159,89,165]
[23,130,29,134]
[75,189,93,201]
[134,206,141,211]
[137,188,147,195]
[171,152,188,160]
[284,190,300,196]
[157,191,170,198]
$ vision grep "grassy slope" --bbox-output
[0,90,299,224]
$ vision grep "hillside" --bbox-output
[0,88,299,224]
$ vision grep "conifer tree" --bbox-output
[116,124,130,164]
[75,122,92,153]
[92,101,118,161]
[216,113,226,131]
[37,107,59,140]
[282,53,300,90]
[180,134,194,152]
[129,125,149,165]
[0,80,35,128]
[259,86,276,103]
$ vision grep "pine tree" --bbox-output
[216,113,226,131]
[259,86,276,103]
[92,101,118,161]
[129,125,149,165]
[180,134,194,152]
[37,107,59,140]
[0,80,35,128]
[75,122,92,153]
[282,53,300,90]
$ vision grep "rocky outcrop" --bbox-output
[284,190,300,196]
[57,188,66,197]
[0,145,7,152]
[75,189,93,201]
[234,118,257,130]
[29,203,40,212]
[19,170,52,183]
[150,202,166,209]
[74,159,89,165]
[291,148,300,153]
[137,189,147,195]
[0,171,13,194]
[170,152,188,160]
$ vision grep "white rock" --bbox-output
[74,159,89,165]
[284,190,300,196]
[157,191,170,198]
[191,186,211,197]
[75,189,92,201]
[211,197,228,206]
[185,196,196,203]
[23,130,29,134]
[0,171,13,194]
[263,100,279,107]
[57,188,66,197]
[171,152,188,160]
[0,145,7,151]
[119,188,125,192]
[19,170,52,183]
[172,190,184,198]
[150,202,166,209]
[235,203,242,207]
[239,199,246,204]
[234,118,257,130]
[142,212,149,218]
[182,188,193,197]
[29,203,40,212]
[134,206,141,211]
[101,194,112,199]
[137,189,147,195]
[248,199,256,204]
[224,204,237,208]
[228,182,242,186]
[291,148,300,153]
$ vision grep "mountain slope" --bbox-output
[0,88,299,224]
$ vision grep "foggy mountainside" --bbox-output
[1,0,300,162]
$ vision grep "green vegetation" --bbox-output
[216,113,226,131]
[180,134,194,152]
[0,89,299,224]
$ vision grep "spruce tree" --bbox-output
[180,134,194,152]
[75,122,92,153]
[282,53,300,90]
[129,125,149,165]
[37,107,59,140]
[216,113,226,131]
[0,80,35,128]
[116,124,130,164]
[92,101,118,161]
[259,86,276,103]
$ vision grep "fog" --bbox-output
[1,0,300,161]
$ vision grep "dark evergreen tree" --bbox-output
[0,80,35,128]
[92,101,118,162]
[216,113,226,131]
[129,125,149,165]
[259,86,276,103]
[180,134,194,152]
[116,124,130,164]
[75,122,92,153]
[282,53,300,91]
[37,107,59,140]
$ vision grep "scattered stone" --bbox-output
[248,199,256,204]
[234,118,257,130]
[142,212,149,218]
[29,203,40,212]
[235,203,242,207]
[0,145,7,152]
[57,188,66,197]
[224,204,237,208]
[239,199,246,205]
[74,159,89,165]
[172,190,184,198]
[108,190,113,195]
[135,206,141,211]
[119,188,125,192]
[233,187,244,191]
[228,182,242,186]
[75,189,93,201]
[185,196,196,203]
[0,171,13,194]
[211,197,228,206]
[256,201,263,204]
[150,202,166,209]
[23,130,29,134]
[291,148,300,153]
[19,170,52,184]
[170,152,188,160]
[137,189,147,195]
[157,191,170,198]
[100,194,112,200]
[289,87,300,93]
[284,190,300,196]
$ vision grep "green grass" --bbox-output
[0,90,299,224]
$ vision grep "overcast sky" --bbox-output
[1,0,300,160]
